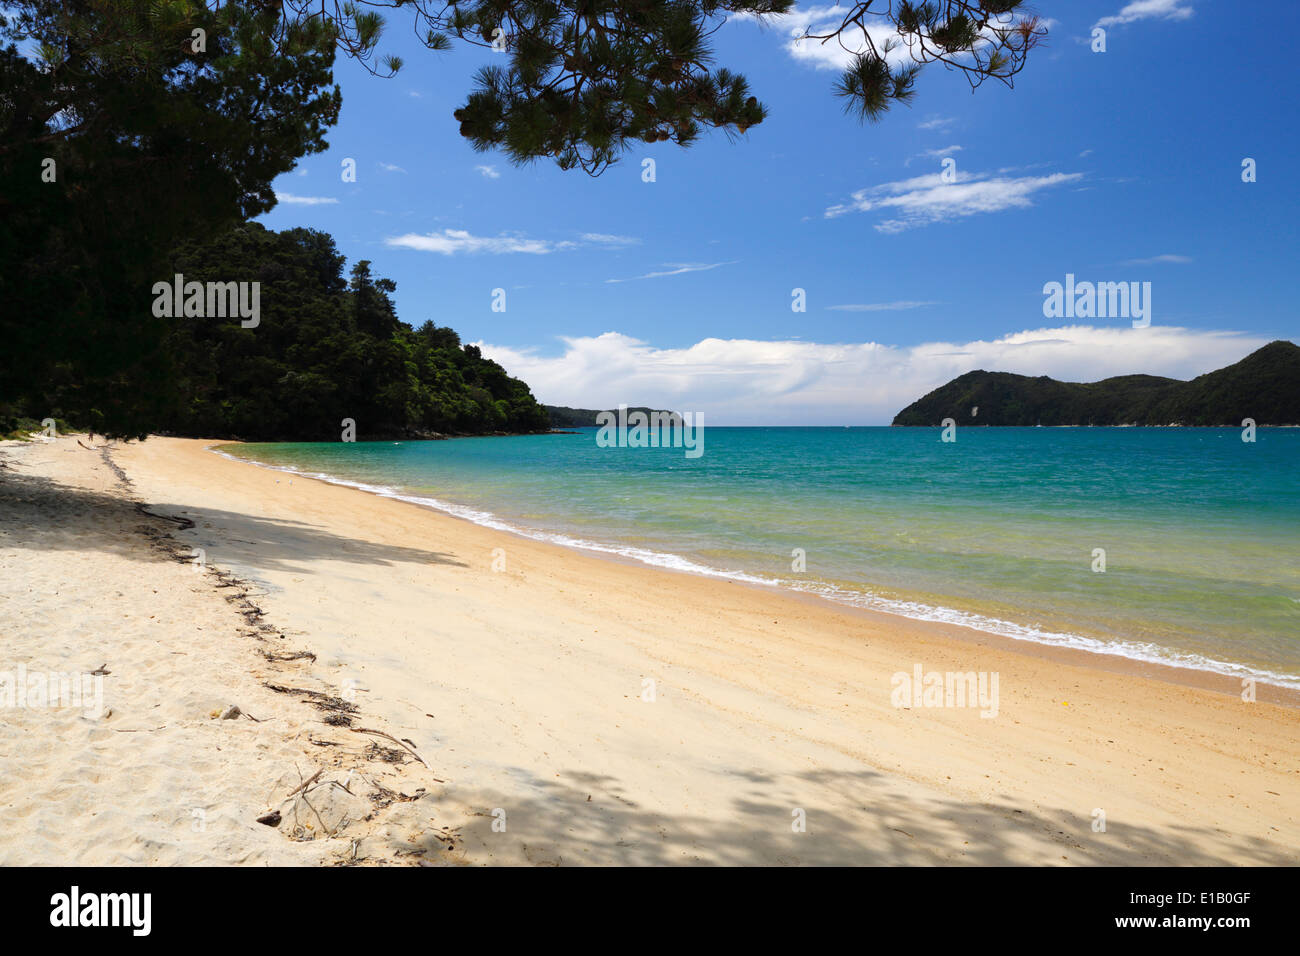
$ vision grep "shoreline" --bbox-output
[5,434,1298,865]
[213,440,1300,704]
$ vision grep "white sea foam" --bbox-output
[211,446,1300,691]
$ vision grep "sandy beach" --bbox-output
[2,434,1297,866]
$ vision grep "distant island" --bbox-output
[545,406,678,428]
[892,341,1300,426]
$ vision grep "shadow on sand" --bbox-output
[0,455,467,573]
[428,765,1296,866]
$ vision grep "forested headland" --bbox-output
[892,341,1300,427]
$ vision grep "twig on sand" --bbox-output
[295,792,335,838]
[279,767,344,838]
[262,649,316,663]
[348,727,440,778]
[285,768,325,798]
[358,773,424,804]
[263,682,357,725]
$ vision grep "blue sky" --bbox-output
[258,0,1299,424]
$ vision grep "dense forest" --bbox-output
[1,223,551,441]
[892,341,1300,426]
[162,224,551,441]
[0,3,345,438]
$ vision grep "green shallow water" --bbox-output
[223,427,1300,686]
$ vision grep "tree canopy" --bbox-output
[1,0,342,436]
[267,0,1047,173]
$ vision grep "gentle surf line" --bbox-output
[211,444,1300,691]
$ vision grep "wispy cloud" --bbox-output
[385,230,641,256]
[476,165,501,179]
[906,144,962,167]
[1121,253,1192,266]
[918,115,956,132]
[581,233,641,247]
[378,162,406,174]
[606,261,735,284]
[921,145,962,159]
[1096,0,1194,29]
[275,192,338,206]
[387,230,573,255]
[479,327,1270,425]
[827,301,940,312]
[825,169,1082,231]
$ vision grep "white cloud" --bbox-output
[918,115,956,131]
[378,162,406,173]
[825,169,1083,231]
[827,301,940,312]
[1121,254,1192,266]
[772,5,914,72]
[384,230,642,256]
[606,261,735,284]
[476,165,501,179]
[275,192,338,206]
[765,6,1041,72]
[1096,0,1194,29]
[906,144,963,167]
[386,230,573,255]
[760,6,1049,74]
[581,233,641,247]
[479,327,1271,425]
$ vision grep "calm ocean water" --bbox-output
[221,427,1300,687]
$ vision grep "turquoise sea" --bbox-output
[221,427,1300,688]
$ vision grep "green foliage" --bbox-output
[446,3,770,175]
[892,342,1300,426]
[0,0,342,438]
[163,223,551,440]
[274,0,1045,173]
[0,415,69,440]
